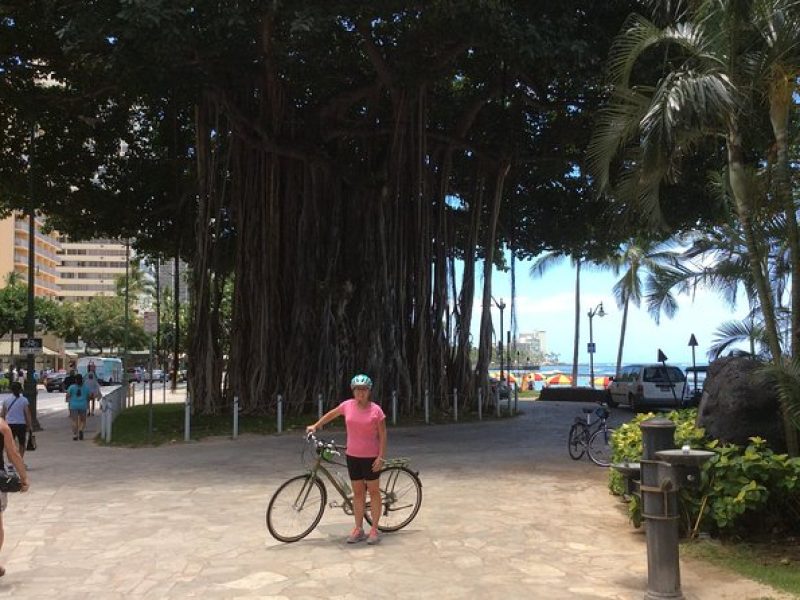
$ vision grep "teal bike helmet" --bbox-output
[350,374,373,389]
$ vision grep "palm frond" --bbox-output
[708,319,767,360]
[529,251,567,278]
[757,357,800,429]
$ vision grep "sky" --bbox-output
[469,256,751,367]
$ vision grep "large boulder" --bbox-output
[697,356,786,452]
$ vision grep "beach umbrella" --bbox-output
[547,374,572,385]
[532,372,545,382]
[594,376,611,388]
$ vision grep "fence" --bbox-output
[99,382,135,443]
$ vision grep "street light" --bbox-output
[588,302,606,388]
[491,297,506,379]
[25,123,40,430]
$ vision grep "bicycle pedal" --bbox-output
[328,501,341,509]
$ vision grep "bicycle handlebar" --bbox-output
[305,432,343,457]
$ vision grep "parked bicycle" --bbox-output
[266,433,423,542]
[567,404,615,467]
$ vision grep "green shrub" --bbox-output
[0,377,8,392]
[609,408,800,536]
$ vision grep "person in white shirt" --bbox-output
[84,369,103,416]
[0,383,31,462]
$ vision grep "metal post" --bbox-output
[589,312,595,389]
[148,341,154,436]
[232,395,239,438]
[640,417,682,600]
[424,389,429,424]
[514,383,519,414]
[495,385,500,418]
[25,122,39,430]
[317,393,323,421]
[453,388,458,422]
[277,394,283,433]
[391,390,397,426]
[477,387,482,421]
[184,390,191,442]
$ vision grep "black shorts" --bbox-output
[346,455,380,481]
[9,424,27,449]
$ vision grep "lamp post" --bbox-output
[491,297,506,379]
[588,302,605,388]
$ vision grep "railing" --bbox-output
[99,383,135,443]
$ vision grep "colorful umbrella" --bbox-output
[546,374,572,386]
[594,376,611,388]
[532,372,545,382]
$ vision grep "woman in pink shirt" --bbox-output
[307,374,387,545]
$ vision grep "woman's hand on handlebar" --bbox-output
[306,424,317,436]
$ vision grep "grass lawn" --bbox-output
[101,401,522,447]
[683,539,800,598]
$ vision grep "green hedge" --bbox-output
[610,409,800,536]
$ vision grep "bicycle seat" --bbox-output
[582,408,594,414]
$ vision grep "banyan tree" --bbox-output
[0,1,638,415]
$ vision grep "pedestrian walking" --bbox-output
[0,411,29,577]
[0,383,32,467]
[84,369,102,416]
[65,374,88,440]
[306,373,387,545]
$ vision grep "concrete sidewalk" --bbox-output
[0,394,790,599]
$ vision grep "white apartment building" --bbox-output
[57,238,129,302]
[517,330,547,359]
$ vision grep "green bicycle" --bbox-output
[266,433,423,542]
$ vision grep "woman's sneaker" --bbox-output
[367,530,381,545]
[346,528,366,544]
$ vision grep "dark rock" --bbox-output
[696,356,786,452]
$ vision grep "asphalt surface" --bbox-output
[0,390,790,599]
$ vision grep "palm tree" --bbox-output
[530,252,582,386]
[589,2,799,453]
[605,237,679,377]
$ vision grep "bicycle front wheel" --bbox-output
[568,423,587,460]
[588,427,616,467]
[365,466,422,532]
[266,474,327,542]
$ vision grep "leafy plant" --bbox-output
[610,409,800,536]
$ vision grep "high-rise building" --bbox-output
[0,212,61,297]
[157,258,190,304]
[517,331,548,361]
[57,238,130,302]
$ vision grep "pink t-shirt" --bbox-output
[339,398,385,458]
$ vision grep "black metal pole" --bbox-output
[589,312,595,389]
[26,123,39,430]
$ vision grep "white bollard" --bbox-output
[478,387,483,421]
[318,393,323,421]
[424,389,430,424]
[453,388,458,422]
[392,390,397,426]
[233,395,239,438]
[184,391,191,442]
[277,394,283,433]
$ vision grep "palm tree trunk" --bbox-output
[615,294,630,377]
[571,259,581,386]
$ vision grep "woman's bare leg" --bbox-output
[351,479,366,530]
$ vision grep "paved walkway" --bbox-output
[0,392,791,599]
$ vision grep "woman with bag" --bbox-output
[0,383,32,466]
[0,407,29,577]
[84,369,102,416]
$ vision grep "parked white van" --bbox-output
[76,357,123,385]
[608,364,690,411]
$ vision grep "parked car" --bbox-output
[489,377,511,400]
[608,364,691,411]
[126,367,143,383]
[684,365,708,403]
[143,369,167,383]
[45,371,67,393]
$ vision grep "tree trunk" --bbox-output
[615,293,630,378]
[571,260,581,386]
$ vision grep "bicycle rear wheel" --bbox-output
[364,466,422,532]
[266,474,327,542]
[568,423,587,460]
[588,427,616,467]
